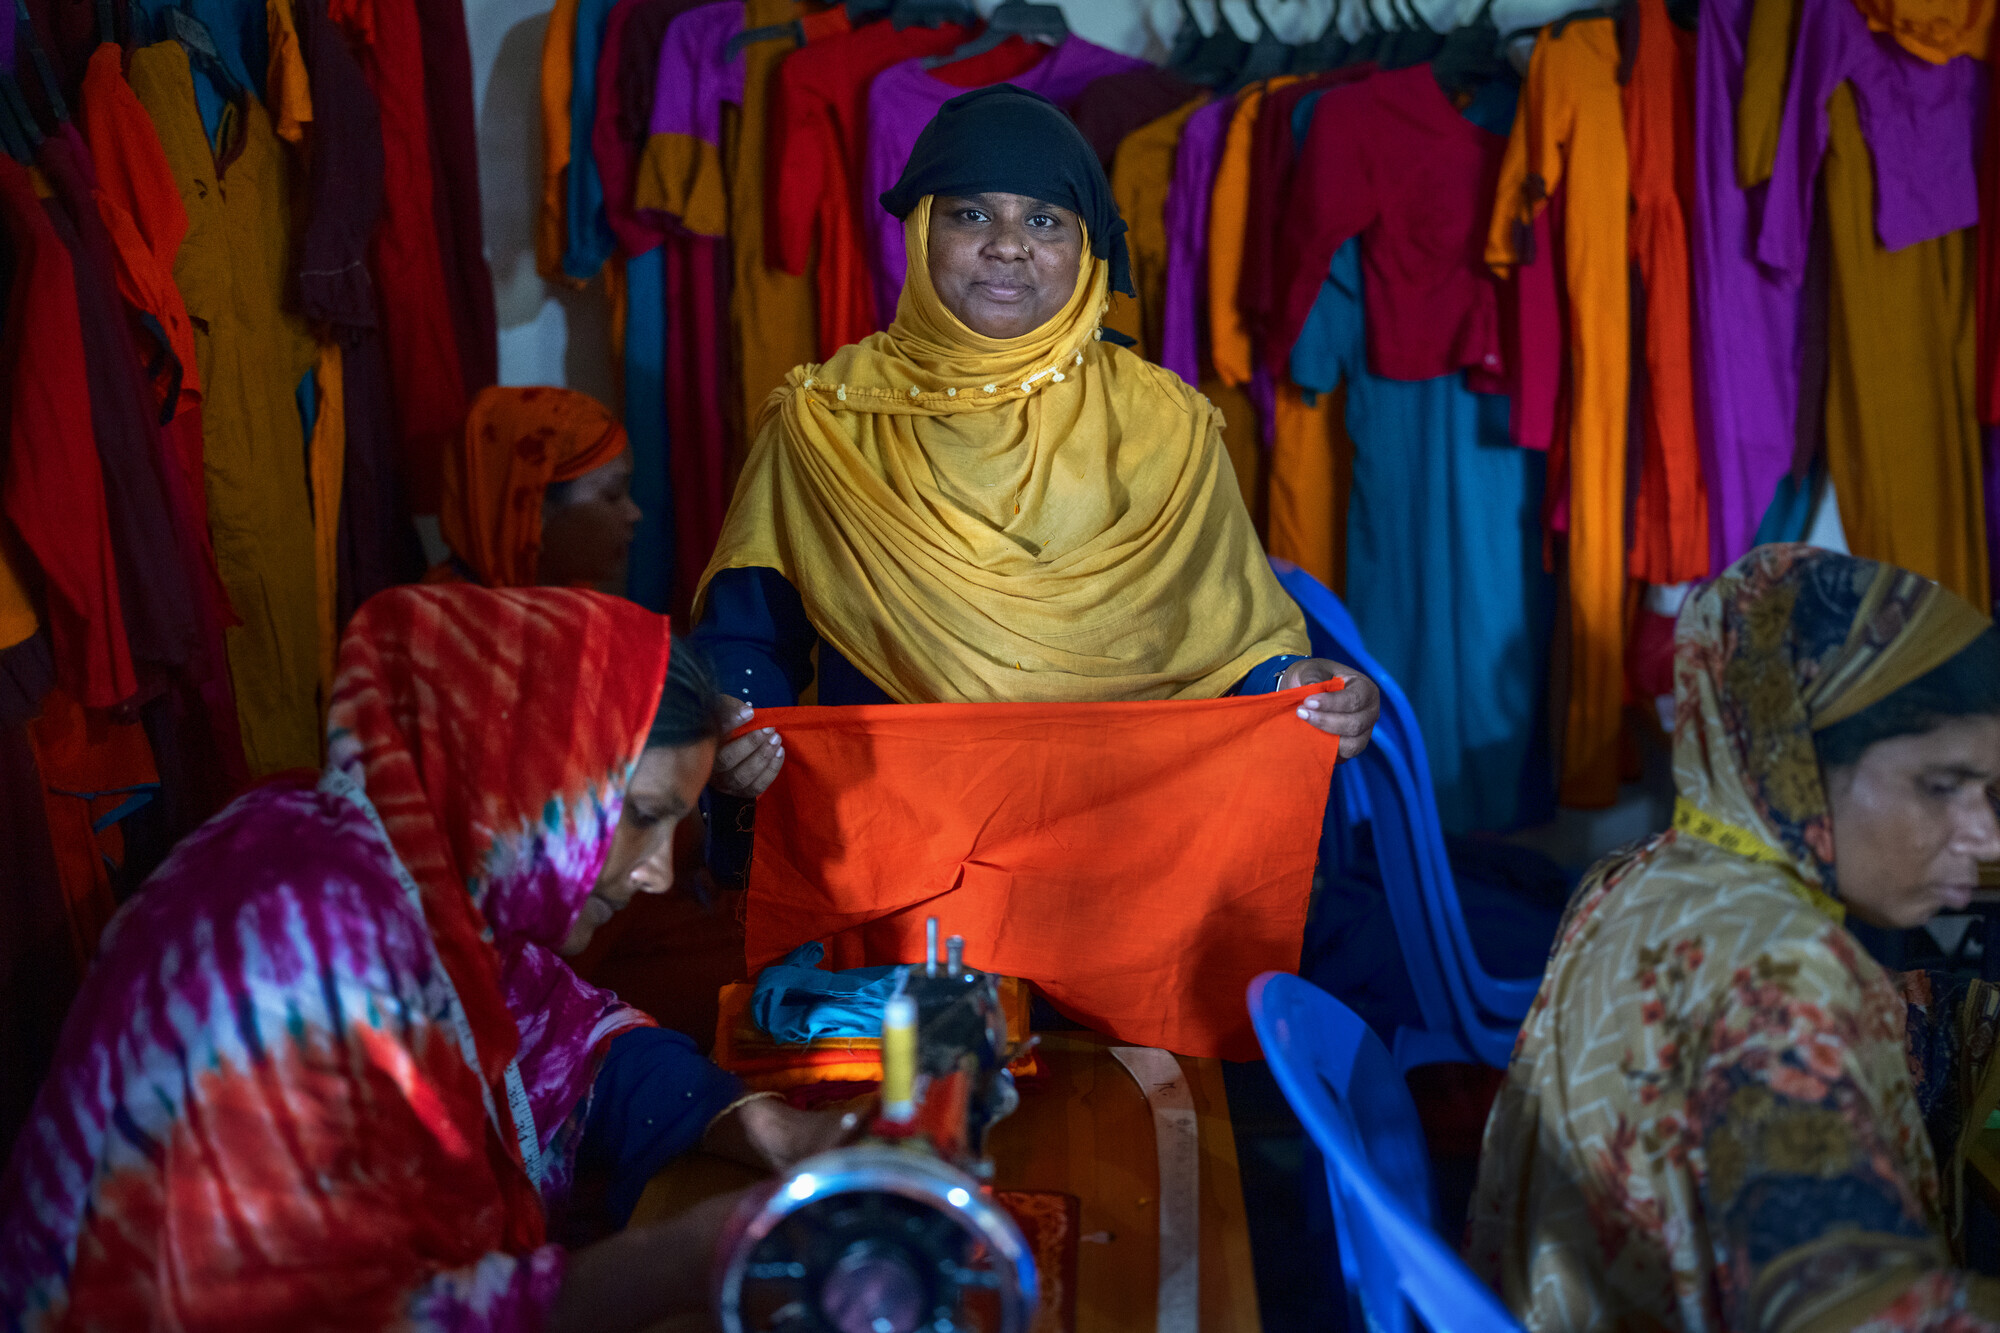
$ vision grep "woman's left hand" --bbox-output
[1279,658,1381,759]
[702,1094,860,1174]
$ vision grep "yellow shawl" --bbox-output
[696,196,1307,703]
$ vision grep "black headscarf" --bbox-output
[879,84,1135,299]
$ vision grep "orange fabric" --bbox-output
[266,0,313,143]
[1108,94,1207,359]
[1854,0,1993,60]
[1488,19,1630,807]
[27,686,159,968]
[742,685,1342,1060]
[1208,81,1299,388]
[1207,375,1264,526]
[537,0,584,286]
[1623,0,1710,584]
[1265,381,1352,596]
[0,541,34,649]
[434,386,627,588]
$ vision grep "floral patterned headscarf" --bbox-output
[1668,545,1991,903]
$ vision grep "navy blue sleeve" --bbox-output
[692,567,822,882]
[1233,654,1309,696]
[691,566,820,709]
[581,1026,746,1228]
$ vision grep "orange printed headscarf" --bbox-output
[435,386,628,587]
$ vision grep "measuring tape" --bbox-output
[1673,799,1844,924]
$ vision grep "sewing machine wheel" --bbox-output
[714,1146,1037,1333]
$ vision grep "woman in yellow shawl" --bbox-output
[691,86,1377,817]
[1469,545,2000,1332]
[428,386,640,590]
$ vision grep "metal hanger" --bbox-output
[923,0,1069,69]
[1224,0,1291,89]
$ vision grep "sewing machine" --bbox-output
[713,921,1040,1333]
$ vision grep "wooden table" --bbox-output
[629,1032,1261,1332]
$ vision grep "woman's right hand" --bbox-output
[710,697,785,799]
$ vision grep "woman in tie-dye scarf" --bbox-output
[0,586,842,1330]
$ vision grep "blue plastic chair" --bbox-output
[1272,559,1539,1070]
[1247,971,1526,1333]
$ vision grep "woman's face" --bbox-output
[559,737,717,956]
[925,192,1084,340]
[537,448,641,591]
[1825,714,2000,928]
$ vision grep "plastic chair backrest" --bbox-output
[1356,731,1528,1069]
[1248,972,1526,1333]
[1273,560,1540,1042]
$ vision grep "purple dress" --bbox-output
[1691,0,1802,571]
[1161,97,1234,386]
[862,38,1148,323]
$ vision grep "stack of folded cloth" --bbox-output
[712,942,1041,1094]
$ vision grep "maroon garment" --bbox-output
[1239,69,1366,361]
[616,0,701,149]
[415,0,498,394]
[1502,201,1563,451]
[665,232,728,618]
[1070,66,1201,168]
[1272,65,1506,383]
[0,155,134,708]
[39,129,199,690]
[294,0,421,621]
[593,0,663,256]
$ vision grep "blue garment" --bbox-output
[624,246,673,611]
[1290,239,1553,834]
[134,0,268,140]
[750,942,908,1044]
[579,1026,743,1227]
[562,0,621,282]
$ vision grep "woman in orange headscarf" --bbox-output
[428,386,640,590]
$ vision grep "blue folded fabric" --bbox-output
[749,942,910,1044]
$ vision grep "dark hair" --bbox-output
[542,477,577,509]
[1814,626,2000,770]
[648,634,729,749]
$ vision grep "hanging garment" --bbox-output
[1275,64,1506,385]
[130,42,320,774]
[1624,0,1710,584]
[293,0,409,630]
[722,0,818,452]
[1488,18,1630,808]
[742,687,1341,1060]
[562,0,624,281]
[538,0,583,283]
[861,37,1149,330]
[1748,0,1988,608]
[1692,0,1803,572]
[1106,93,1206,359]
[265,0,311,143]
[0,546,35,651]
[1853,0,1993,61]
[1983,19,2000,431]
[1070,65,1202,168]
[414,0,498,395]
[333,0,467,512]
[1824,85,1989,608]
[1297,239,1554,834]
[1266,382,1354,596]
[1207,80,1292,390]
[766,13,974,357]
[590,0,663,257]
[0,156,134,709]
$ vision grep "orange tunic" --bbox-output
[1108,94,1207,360]
[742,686,1341,1061]
[1266,381,1354,597]
[1624,0,1710,584]
[1488,19,1630,807]
[1207,80,1298,389]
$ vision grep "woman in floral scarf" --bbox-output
[1,587,839,1330]
[1470,545,2000,1332]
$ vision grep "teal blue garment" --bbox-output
[562,0,621,282]
[1752,462,1826,546]
[751,943,910,1045]
[624,245,672,611]
[135,0,267,142]
[1292,239,1554,834]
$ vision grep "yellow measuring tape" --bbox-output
[1673,798,1845,924]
